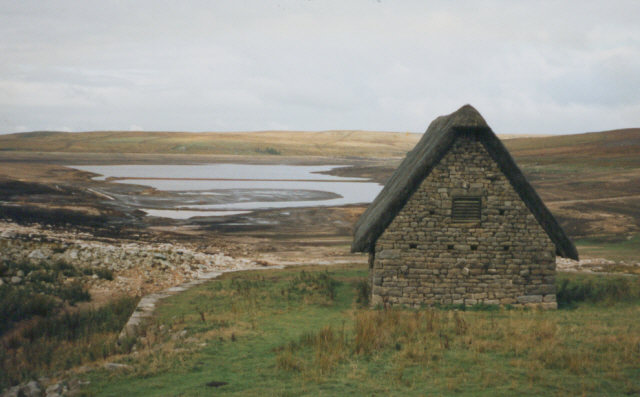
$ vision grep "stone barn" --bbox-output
[352,105,578,309]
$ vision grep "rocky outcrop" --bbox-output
[1,378,81,397]
[0,222,262,297]
[556,257,640,273]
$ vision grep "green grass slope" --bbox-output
[80,265,640,396]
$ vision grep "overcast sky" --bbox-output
[1,1,639,135]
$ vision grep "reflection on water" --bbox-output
[68,164,382,219]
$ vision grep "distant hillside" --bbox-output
[504,128,640,168]
[0,128,639,163]
[0,130,421,158]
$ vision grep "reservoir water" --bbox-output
[68,164,383,219]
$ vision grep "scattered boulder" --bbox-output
[45,382,66,397]
[103,362,131,371]
[27,249,47,262]
[0,230,16,238]
[171,330,188,340]
[23,381,42,397]
[1,380,42,397]
[1,385,21,397]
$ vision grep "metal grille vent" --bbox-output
[452,197,481,221]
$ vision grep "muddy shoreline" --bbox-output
[0,154,386,265]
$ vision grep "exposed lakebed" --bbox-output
[68,164,383,219]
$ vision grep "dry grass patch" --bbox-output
[0,296,138,390]
[277,304,640,393]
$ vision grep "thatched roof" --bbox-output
[351,105,579,260]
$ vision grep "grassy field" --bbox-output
[78,265,640,396]
[1,128,638,161]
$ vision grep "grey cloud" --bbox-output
[1,0,639,134]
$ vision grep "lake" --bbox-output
[68,164,383,219]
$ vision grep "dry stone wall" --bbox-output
[371,134,557,309]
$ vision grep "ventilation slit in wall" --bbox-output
[503,245,510,251]
[447,244,454,250]
[499,209,505,215]
[409,243,417,249]
[452,197,481,221]
[471,245,478,251]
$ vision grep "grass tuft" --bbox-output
[283,270,339,304]
[0,295,139,390]
[0,257,93,335]
[355,277,370,307]
[556,273,640,307]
